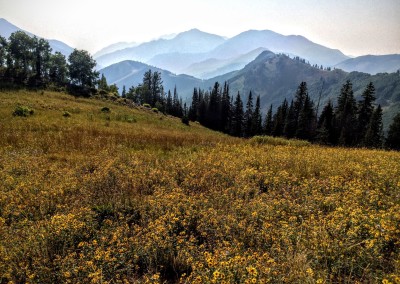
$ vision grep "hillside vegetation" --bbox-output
[0,90,399,283]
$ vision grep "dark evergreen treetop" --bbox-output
[357,82,376,144]
[252,95,263,136]
[363,105,383,148]
[263,104,273,136]
[244,91,254,137]
[316,100,335,145]
[232,91,244,137]
[335,80,357,146]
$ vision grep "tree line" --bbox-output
[187,80,400,150]
[0,31,99,94]
[0,31,187,119]
[121,69,187,119]
[1,31,398,149]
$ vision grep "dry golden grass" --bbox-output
[0,90,399,283]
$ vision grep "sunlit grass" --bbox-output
[0,90,399,283]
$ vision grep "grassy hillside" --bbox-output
[0,90,399,283]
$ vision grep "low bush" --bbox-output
[181,116,189,125]
[12,105,34,117]
[101,107,110,113]
[250,135,311,147]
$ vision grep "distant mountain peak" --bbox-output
[186,28,202,33]
[174,28,225,40]
[335,54,400,74]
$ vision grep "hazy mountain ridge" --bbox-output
[0,18,74,57]
[3,18,399,77]
[205,30,349,67]
[95,29,226,68]
[147,47,268,79]
[93,42,138,58]
[99,50,400,131]
[335,54,400,75]
[220,51,400,130]
[96,28,351,77]
[182,47,268,79]
[99,60,202,96]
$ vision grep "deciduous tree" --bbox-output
[68,49,99,88]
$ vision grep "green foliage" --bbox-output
[142,103,151,109]
[232,91,244,136]
[98,74,108,91]
[363,105,384,148]
[101,107,110,113]
[181,115,189,125]
[68,49,99,88]
[250,135,311,146]
[152,107,159,113]
[12,105,34,117]
[49,52,68,86]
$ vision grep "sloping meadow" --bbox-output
[0,90,399,283]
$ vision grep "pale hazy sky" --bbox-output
[0,0,399,56]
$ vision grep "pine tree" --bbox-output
[294,82,308,125]
[121,85,126,98]
[98,74,108,91]
[142,69,152,104]
[198,94,208,126]
[316,100,335,145]
[207,82,221,130]
[363,105,383,148]
[283,101,296,138]
[172,86,182,117]
[220,82,232,133]
[386,112,400,150]
[244,91,254,137]
[335,80,357,146]
[296,94,316,140]
[272,99,288,137]
[251,95,262,136]
[151,71,163,106]
[166,90,173,115]
[231,92,244,137]
[263,104,273,136]
[357,82,376,144]
[188,88,199,121]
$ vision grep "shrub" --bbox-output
[62,111,71,117]
[101,107,110,113]
[143,103,151,109]
[13,105,34,117]
[181,116,189,126]
[250,135,310,147]
[152,108,159,113]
